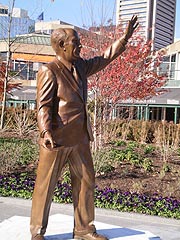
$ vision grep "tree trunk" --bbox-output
[0,0,15,129]
[92,89,97,152]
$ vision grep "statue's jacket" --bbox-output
[37,37,127,147]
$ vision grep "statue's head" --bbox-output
[51,28,82,62]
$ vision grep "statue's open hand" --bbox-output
[42,130,56,149]
[124,15,139,41]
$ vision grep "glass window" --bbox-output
[171,54,176,62]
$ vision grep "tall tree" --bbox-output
[0,0,40,129]
[81,27,166,102]
[0,0,16,129]
[0,62,21,101]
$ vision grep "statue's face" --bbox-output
[63,30,82,62]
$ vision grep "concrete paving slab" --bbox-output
[0,214,161,240]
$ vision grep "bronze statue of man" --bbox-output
[30,15,138,240]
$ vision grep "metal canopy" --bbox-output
[119,88,180,106]
[7,86,36,101]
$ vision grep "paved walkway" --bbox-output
[0,197,180,240]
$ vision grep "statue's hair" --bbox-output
[51,28,76,53]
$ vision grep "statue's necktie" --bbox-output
[71,65,83,97]
[71,65,79,82]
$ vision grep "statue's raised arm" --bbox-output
[124,15,139,41]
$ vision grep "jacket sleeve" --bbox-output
[36,65,57,136]
[84,37,128,77]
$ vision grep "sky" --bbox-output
[1,0,180,39]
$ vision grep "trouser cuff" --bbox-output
[73,224,96,235]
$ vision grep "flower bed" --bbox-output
[0,173,180,219]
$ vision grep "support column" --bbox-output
[140,106,143,120]
[174,107,177,124]
[162,107,166,121]
[137,106,140,120]
[145,105,149,120]
[112,106,116,120]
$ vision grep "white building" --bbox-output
[0,4,35,39]
[116,0,176,50]
[35,20,74,34]
[161,40,180,88]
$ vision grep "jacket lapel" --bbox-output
[54,59,84,102]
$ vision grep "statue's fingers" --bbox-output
[132,15,138,25]
[133,22,139,30]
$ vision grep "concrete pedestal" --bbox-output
[0,214,160,240]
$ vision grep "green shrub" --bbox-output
[114,140,127,147]
[0,138,39,175]
[126,141,139,150]
[162,163,171,172]
[126,150,142,166]
[93,148,115,175]
[143,145,156,154]
[141,158,153,172]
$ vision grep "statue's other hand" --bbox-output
[124,15,139,41]
[42,130,56,149]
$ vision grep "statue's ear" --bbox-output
[59,40,64,48]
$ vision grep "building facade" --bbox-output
[116,0,176,50]
[112,40,180,123]
[161,40,180,88]
[35,20,74,34]
[0,4,35,39]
